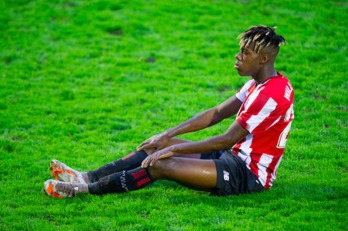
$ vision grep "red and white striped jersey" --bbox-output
[232,72,294,189]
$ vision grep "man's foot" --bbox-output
[44,180,86,198]
[50,159,86,184]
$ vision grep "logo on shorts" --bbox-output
[223,170,230,181]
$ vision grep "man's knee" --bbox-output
[143,148,155,155]
[147,158,174,180]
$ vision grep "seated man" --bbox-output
[44,25,294,198]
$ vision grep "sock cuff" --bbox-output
[144,167,154,181]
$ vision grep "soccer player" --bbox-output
[44,25,294,198]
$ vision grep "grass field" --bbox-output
[0,0,347,230]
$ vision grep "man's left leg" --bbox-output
[86,157,218,195]
[50,138,195,184]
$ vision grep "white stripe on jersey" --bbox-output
[257,153,274,186]
[237,134,253,164]
[243,86,264,112]
[236,80,255,102]
[247,97,277,132]
[266,155,283,188]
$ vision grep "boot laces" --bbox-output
[56,182,78,197]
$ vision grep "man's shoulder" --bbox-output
[266,73,291,88]
[260,75,294,103]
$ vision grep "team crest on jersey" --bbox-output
[223,171,230,181]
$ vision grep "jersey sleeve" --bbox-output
[237,90,281,134]
[235,79,255,102]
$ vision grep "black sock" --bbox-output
[88,167,154,195]
[87,150,148,182]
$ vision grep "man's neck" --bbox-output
[253,67,277,84]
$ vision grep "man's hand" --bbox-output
[141,147,174,168]
[137,133,170,152]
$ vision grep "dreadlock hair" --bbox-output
[238,25,286,53]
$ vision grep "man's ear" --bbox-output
[259,53,269,64]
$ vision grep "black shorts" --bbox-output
[201,150,264,196]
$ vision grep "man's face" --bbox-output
[234,41,262,77]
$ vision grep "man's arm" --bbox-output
[166,95,243,137]
[172,121,248,154]
[141,120,248,167]
[137,95,243,151]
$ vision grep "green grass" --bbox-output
[0,0,347,230]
